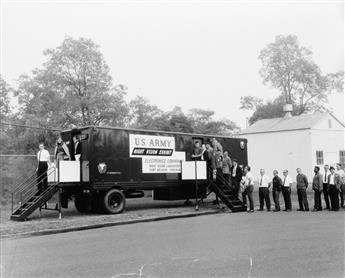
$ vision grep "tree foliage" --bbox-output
[16,36,129,129]
[3,36,240,157]
[241,34,344,125]
[259,35,337,114]
[0,75,11,119]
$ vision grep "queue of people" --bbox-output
[36,135,81,194]
[240,164,345,213]
[192,139,345,213]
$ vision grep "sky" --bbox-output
[1,0,344,129]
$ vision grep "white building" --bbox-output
[241,111,345,180]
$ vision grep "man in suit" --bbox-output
[281,170,292,211]
[328,166,340,211]
[322,164,331,210]
[272,170,282,212]
[296,168,309,211]
[230,159,242,198]
[312,166,323,211]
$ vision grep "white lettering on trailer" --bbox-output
[129,134,175,158]
[142,151,186,173]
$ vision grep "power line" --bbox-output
[0,122,62,132]
[0,155,36,157]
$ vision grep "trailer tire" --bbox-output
[75,193,93,213]
[102,189,126,214]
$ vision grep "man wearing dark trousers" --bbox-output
[296,168,309,211]
[242,166,254,212]
[272,170,282,212]
[282,170,292,211]
[312,166,323,211]
[335,163,345,208]
[328,166,340,211]
[258,169,271,211]
[230,159,242,198]
[36,143,50,194]
[322,164,331,210]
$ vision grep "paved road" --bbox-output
[2,211,344,278]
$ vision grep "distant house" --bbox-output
[241,111,345,180]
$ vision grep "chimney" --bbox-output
[283,104,293,118]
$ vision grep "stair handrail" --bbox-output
[11,167,57,213]
[12,167,56,195]
[11,172,37,193]
[208,166,235,193]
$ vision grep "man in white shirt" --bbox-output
[336,163,345,208]
[241,165,254,212]
[257,169,271,211]
[282,169,292,211]
[322,164,331,210]
[36,143,50,193]
[328,166,340,211]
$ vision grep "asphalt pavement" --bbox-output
[1,210,344,278]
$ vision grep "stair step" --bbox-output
[11,183,59,221]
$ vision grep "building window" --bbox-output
[340,151,345,166]
[316,151,324,165]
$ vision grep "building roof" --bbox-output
[241,112,328,135]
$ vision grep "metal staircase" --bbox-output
[208,168,245,212]
[10,168,60,221]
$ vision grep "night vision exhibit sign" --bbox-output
[129,134,175,157]
[129,134,185,173]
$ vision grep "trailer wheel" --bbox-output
[75,193,93,213]
[102,189,125,214]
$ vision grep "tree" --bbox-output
[0,75,11,119]
[16,36,129,128]
[239,96,263,111]
[128,96,164,129]
[166,106,194,133]
[259,35,330,114]
[326,71,344,93]
[187,108,239,135]
[249,96,300,124]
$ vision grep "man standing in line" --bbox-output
[230,159,242,198]
[328,166,340,211]
[222,151,232,186]
[335,163,345,208]
[282,170,292,211]
[296,168,309,211]
[322,164,331,210]
[257,169,271,211]
[242,166,254,213]
[36,142,50,194]
[312,166,323,211]
[272,170,282,212]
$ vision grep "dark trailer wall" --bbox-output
[61,126,248,201]
[61,127,247,211]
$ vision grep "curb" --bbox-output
[1,209,222,240]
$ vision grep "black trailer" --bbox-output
[11,126,248,220]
